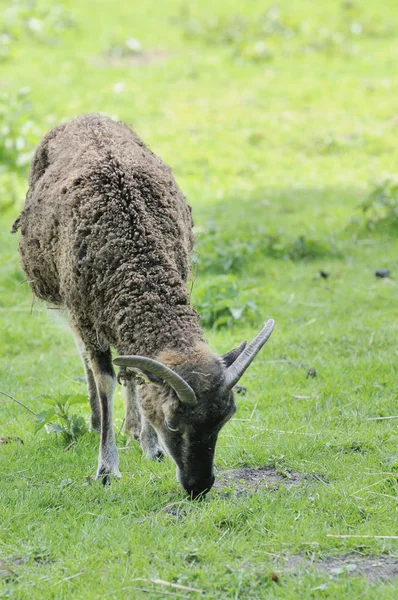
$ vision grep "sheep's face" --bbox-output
[140,383,236,499]
[138,347,237,498]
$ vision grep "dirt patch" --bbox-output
[279,553,398,581]
[93,50,171,68]
[215,467,309,495]
[0,553,54,580]
[0,560,17,582]
[0,436,24,444]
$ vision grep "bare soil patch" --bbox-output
[93,50,171,68]
[0,560,16,582]
[280,553,398,581]
[215,467,309,494]
[0,553,54,581]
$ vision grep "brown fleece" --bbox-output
[12,114,205,358]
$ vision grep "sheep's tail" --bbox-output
[11,215,21,234]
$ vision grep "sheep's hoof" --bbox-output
[95,464,121,485]
[143,447,164,461]
[154,449,164,461]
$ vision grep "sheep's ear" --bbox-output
[141,371,164,386]
[221,341,247,368]
[120,366,164,386]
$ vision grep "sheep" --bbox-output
[12,114,275,498]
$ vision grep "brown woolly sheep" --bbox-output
[12,114,274,498]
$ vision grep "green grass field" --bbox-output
[1,0,398,597]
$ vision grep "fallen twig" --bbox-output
[365,471,398,476]
[215,528,230,545]
[53,571,84,586]
[311,474,330,485]
[260,428,319,437]
[327,534,398,539]
[132,578,203,594]
[366,415,398,421]
[103,585,189,599]
[349,479,387,497]
[0,389,37,416]
[369,492,398,501]
[249,402,258,421]
[136,587,188,598]
[64,441,77,453]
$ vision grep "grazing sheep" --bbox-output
[12,114,275,498]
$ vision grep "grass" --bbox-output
[1,0,398,597]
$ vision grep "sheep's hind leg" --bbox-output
[119,372,141,440]
[141,418,164,461]
[90,348,121,484]
[118,369,162,459]
[73,333,101,433]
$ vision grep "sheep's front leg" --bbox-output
[91,349,121,483]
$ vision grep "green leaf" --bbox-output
[35,395,55,405]
[34,408,56,433]
[53,394,75,407]
[69,415,88,441]
[45,423,64,434]
[67,394,88,406]
[230,306,244,320]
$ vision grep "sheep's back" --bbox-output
[15,114,195,313]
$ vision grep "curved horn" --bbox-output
[113,355,197,405]
[223,319,275,391]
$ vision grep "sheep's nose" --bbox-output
[181,475,215,499]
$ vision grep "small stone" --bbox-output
[113,82,125,94]
[314,270,329,279]
[375,268,390,278]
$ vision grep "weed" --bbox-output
[0,172,19,214]
[178,6,298,62]
[196,227,341,274]
[193,275,258,329]
[0,0,76,58]
[0,87,41,172]
[34,394,88,446]
[178,4,394,62]
[361,176,398,228]
[0,31,14,60]
[0,389,88,446]
[105,37,142,58]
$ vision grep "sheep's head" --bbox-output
[114,319,274,499]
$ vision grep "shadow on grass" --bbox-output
[193,185,368,276]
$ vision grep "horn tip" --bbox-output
[113,355,133,366]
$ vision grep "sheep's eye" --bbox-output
[165,420,179,432]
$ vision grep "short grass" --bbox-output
[1,0,398,598]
